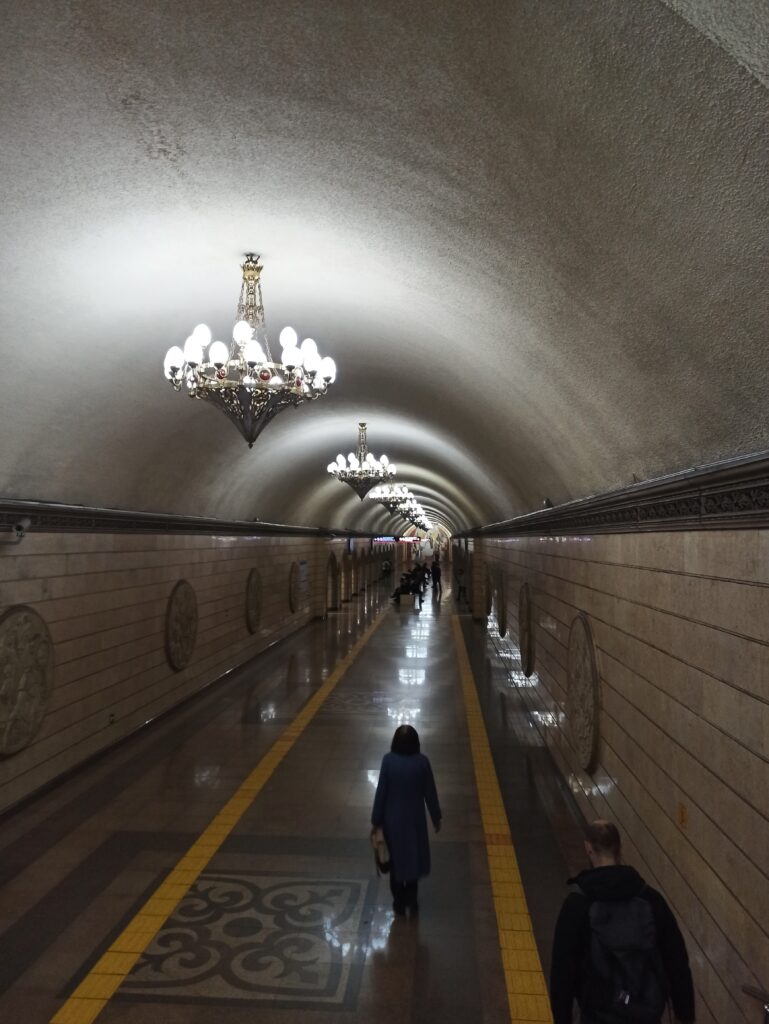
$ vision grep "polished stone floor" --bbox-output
[0,582,587,1024]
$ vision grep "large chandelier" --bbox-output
[163,254,336,447]
[370,484,432,531]
[326,422,396,499]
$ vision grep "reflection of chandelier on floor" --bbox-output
[370,484,432,531]
[327,422,396,499]
[163,254,336,447]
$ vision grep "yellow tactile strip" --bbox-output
[451,616,553,1023]
[50,609,387,1024]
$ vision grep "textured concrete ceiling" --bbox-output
[1,0,767,532]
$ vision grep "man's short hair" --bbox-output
[585,820,621,857]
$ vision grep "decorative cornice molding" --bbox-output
[460,451,769,537]
[0,499,378,539]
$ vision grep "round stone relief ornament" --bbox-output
[566,612,600,772]
[165,580,198,671]
[518,583,535,677]
[0,606,54,756]
[245,569,262,634]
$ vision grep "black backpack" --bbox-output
[581,889,669,1023]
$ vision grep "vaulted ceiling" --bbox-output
[1,1,767,532]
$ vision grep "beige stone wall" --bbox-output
[473,531,769,1024]
[0,532,377,814]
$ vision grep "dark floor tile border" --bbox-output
[0,832,184,997]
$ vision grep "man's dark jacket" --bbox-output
[549,864,695,1023]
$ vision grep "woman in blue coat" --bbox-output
[371,724,442,915]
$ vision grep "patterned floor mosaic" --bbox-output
[118,871,375,1009]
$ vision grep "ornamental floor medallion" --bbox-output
[119,871,374,1009]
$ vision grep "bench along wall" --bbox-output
[468,529,769,1024]
[0,530,389,815]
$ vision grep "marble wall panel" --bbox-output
[476,530,769,1024]
[0,533,371,813]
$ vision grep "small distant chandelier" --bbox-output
[326,423,396,499]
[370,484,432,531]
[163,254,336,447]
[369,483,411,513]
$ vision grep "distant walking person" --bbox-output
[431,559,442,598]
[371,725,442,916]
[549,820,695,1024]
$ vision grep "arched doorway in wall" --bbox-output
[326,553,340,611]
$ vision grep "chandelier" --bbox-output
[163,254,336,447]
[369,483,411,512]
[326,422,396,499]
[370,484,432,531]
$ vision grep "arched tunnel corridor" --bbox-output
[0,3,768,1023]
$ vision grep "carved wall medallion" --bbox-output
[288,562,299,613]
[166,580,198,671]
[566,613,600,772]
[245,569,262,634]
[518,583,535,677]
[495,572,507,637]
[0,606,54,756]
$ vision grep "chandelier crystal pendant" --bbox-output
[163,254,336,447]
[326,422,396,499]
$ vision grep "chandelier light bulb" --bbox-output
[381,454,389,466]
[164,346,185,378]
[279,326,298,350]
[282,346,303,369]
[318,356,336,382]
[233,320,253,344]
[326,462,336,473]
[192,323,212,346]
[302,350,322,374]
[244,340,265,365]
[208,341,229,367]
[269,374,282,386]
[300,337,318,358]
[336,454,346,467]
[183,338,204,366]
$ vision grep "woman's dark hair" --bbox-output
[391,724,420,755]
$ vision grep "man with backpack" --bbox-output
[549,820,695,1024]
